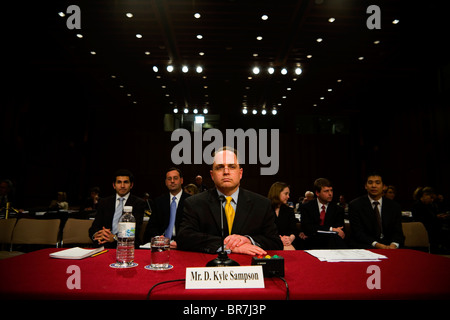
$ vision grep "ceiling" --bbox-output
[7,0,448,124]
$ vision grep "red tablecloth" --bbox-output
[1,248,449,300]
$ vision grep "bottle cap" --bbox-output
[123,206,133,212]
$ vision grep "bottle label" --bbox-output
[118,222,135,238]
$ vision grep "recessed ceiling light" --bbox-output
[268,67,275,74]
[126,13,133,18]
[261,14,268,20]
[173,108,179,114]
[252,67,260,74]
[203,108,208,114]
[196,66,203,73]
[272,109,277,115]
[328,88,333,92]
[196,34,203,39]
[76,34,83,38]
[194,13,201,19]
[153,66,158,72]
[252,109,258,115]
[136,34,142,39]
[182,66,189,73]
[90,51,96,55]
[199,52,205,56]
[144,51,151,55]
[358,56,364,60]
[167,65,174,72]
[316,38,323,43]
[328,17,335,23]
[256,36,263,41]
[261,109,267,115]
[58,12,65,17]
[392,19,400,24]
[295,67,302,75]
[307,54,313,59]
[281,68,288,75]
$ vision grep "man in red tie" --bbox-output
[299,178,347,249]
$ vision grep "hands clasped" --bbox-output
[223,234,266,256]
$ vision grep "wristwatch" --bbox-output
[113,235,118,241]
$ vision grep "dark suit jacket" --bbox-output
[301,199,345,237]
[348,195,404,248]
[88,194,146,248]
[177,188,283,253]
[143,191,190,243]
[275,204,298,237]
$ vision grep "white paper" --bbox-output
[49,246,105,259]
[305,249,387,262]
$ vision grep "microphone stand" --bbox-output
[206,195,239,267]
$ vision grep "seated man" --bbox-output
[301,178,347,249]
[177,147,283,255]
[348,172,404,249]
[89,169,146,248]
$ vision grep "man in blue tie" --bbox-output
[89,169,146,248]
[143,168,190,249]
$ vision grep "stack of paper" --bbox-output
[50,246,105,260]
[305,249,387,262]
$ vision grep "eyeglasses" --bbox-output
[213,164,239,172]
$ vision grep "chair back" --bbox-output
[402,222,430,251]
[0,218,17,244]
[11,218,61,247]
[61,218,93,246]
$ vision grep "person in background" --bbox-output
[143,168,190,248]
[412,186,441,252]
[194,175,208,192]
[184,183,199,196]
[267,182,298,250]
[385,185,396,201]
[88,169,146,248]
[49,191,69,211]
[81,187,101,211]
[349,172,404,249]
[300,178,347,249]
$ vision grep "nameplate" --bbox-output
[185,266,265,289]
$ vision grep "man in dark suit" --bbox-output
[301,178,347,249]
[143,167,190,248]
[349,172,404,249]
[177,147,283,255]
[89,169,146,248]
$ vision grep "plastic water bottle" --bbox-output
[116,206,136,266]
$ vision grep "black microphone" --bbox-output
[206,195,239,267]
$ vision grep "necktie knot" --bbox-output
[373,201,379,207]
[226,196,233,205]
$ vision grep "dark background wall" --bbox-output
[2,60,449,211]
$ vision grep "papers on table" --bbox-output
[305,249,387,262]
[49,246,105,259]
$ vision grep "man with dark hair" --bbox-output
[349,172,404,249]
[143,167,190,248]
[89,169,146,248]
[300,178,347,249]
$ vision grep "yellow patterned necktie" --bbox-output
[225,196,235,234]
